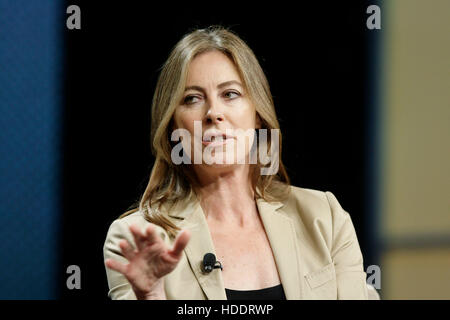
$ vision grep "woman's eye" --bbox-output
[184,95,200,105]
[223,91,240,99]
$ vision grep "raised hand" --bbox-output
[105,223,190,300]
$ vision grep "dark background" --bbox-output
[60,1,378,299]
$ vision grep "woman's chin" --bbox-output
[198,157,247,171]
[201,160,236,168]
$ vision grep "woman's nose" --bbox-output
[204,103,224,124]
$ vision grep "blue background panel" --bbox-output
[0,1,63,299]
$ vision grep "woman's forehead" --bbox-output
[185,51,242,87]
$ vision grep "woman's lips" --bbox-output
[201,137,234,147]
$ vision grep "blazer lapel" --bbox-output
[256,198,302,300]
[168,195,227,300]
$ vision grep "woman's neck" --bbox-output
[194,165,259,227]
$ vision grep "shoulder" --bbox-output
[281,185,332,213]
[280,185,351,226]
[111,210,148,228]
[104,210,171,250]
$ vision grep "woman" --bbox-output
[103,26,369,300]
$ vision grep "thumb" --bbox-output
[169,229,191,259]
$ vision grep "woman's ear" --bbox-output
[169,119,177,146]
[170,118,177,132]
[255,113,262,129]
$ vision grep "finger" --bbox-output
[119,239,136,261]
[168,229,191,259]
[129,223,147,251]
[144,224,162,246]
[105,258,128,275]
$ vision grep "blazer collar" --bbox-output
[167,191,301,300]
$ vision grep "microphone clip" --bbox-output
[202,253,223,273]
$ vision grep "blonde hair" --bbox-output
[120,26,290,237]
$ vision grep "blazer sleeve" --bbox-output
[103,218,137,300]
[325,191,369,300]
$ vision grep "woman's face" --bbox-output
[173,50,261,170]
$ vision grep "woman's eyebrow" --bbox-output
[184,85,204,93]
[217,80,242,89]
[184,80,242,92]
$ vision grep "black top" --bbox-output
[225,284,286,300]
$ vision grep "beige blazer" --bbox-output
[103,186,369,300]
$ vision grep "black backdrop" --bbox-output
[60,1,377,299]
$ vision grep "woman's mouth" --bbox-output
[201,129,236,147]
[202,135,234,147]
